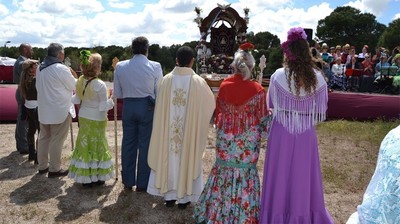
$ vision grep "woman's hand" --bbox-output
[267,108,273,116]
[69,67,78,78]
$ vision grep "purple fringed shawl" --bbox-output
[268,68,328,134]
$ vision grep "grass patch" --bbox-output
[318,119,400,195]
[317,119,400,145]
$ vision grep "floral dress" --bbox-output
[194,75,270,224]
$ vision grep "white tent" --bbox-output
[0,56,16,66]
[0,56,16,83]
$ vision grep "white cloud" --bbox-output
[249,2,333,42]
[394,13,400,20]
[0,3,9,16]
[17,0,104,15]
[108,0,134,9]
[0,0,396,49]
[346,0,390,17]
[239,0,292,12]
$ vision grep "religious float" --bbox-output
[193,4,266,89]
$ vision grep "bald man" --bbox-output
[13,43,33,154]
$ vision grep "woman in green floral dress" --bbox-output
[68,51,114,187]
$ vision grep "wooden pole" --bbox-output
[258,55,266,85]
[70,122,74,150]
[112,57,119,180]
[113,97,118,180]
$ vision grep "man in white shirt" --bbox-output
[36,43,77,178]
[113,36,163,191]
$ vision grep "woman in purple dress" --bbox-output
[260,27,334,223]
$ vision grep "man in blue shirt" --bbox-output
[113,36,163,192]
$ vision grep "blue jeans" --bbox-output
[121,97,154,189]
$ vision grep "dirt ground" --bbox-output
[0,121,371,224]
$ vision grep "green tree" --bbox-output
[158,46,175,74]
[246,31,282,77]
[2,46,18,58]
[32,47,47,61]
[316,6,386,53]
[148,44,160,62]
[378,18,400,51]
[249,31,281,50]
[265,48,283,76]
[169,44,182,62]
[97,45,125,71]
[64,47,80,71]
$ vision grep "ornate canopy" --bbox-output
[197,4,248,57]
[199,5,248,37]
[195,4,249,74]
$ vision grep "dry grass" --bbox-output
[0,119,399,224]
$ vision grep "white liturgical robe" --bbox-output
[147,66,215,202]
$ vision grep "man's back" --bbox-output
[113,54,162,99]
[13,56,25,84]
[36,63,76,124]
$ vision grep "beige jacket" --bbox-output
[147,67,215,198]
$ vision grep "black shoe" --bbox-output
[48,169,69,178]
[82,183,93,188]
[178,202,191,210]
[28,153,37,162]
[38,168,49,174]
[94,181,105,186]
[165,200,176,207]
[135,187,147,192]
[19,150,29,155]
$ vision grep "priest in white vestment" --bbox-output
[147,46,215,209]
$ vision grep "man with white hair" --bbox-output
[36,43,77,178]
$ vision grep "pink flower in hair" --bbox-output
[281,27,308,61]
[287,27,307,42]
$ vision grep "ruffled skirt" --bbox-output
[68,117,114,183]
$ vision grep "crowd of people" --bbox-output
[12,28,399,223]
[310,41,400,94]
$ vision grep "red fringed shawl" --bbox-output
[216,75,268,135]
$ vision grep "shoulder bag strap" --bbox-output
[80,77,97,107]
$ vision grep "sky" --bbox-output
[0,0,399,50]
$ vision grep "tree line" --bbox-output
[1,6,399,81]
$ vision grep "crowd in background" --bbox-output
[310,42,400,94]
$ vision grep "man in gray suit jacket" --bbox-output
[13,43,33,154]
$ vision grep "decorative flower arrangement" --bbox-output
[281,27,307,61]
[194,6,202,15]
[243,8,250,24]
[205,54,233,74]
[239,42,255,52]
[243,7,250,15]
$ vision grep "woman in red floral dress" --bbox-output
[194,43,271,224]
